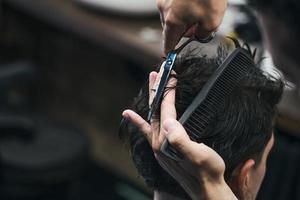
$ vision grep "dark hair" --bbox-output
[121,43,283,199]
[247,0,300,33]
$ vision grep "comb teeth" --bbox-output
[180,48,253,142]
[160,48,255,161]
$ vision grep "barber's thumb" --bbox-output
[163,24,185,56]
[163,119,191,152]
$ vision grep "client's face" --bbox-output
[242,134,274,200]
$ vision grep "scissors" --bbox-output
[147,35,215,121]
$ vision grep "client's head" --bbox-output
[121,44,283,200]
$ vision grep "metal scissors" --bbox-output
[147,37,211,121]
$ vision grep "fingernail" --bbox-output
[149,72,153,79]
[163,119,176,134]
[122,111,129,119]
[149,72,156,81]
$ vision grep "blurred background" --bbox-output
[0,0,298,200]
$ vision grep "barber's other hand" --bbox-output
[158,118,237,200]
[156,0,227,55]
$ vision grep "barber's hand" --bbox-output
[122,67,237,200]
[156,0,227,55]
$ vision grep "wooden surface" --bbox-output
[4,0,163,66]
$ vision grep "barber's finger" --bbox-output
[149,62,166,123]
[150,62,165,127]
[194,23,217,40]
[153,72,177,146]
[183,25,197,37]
[152,62,165,92]
[159,11,165,28]
[151,70,177,151]
[122,109,152,142]
[182,24,212,38]
[149,71,158,106]
[162,119,213,165]
[160,71,177,126]
[163,19,186,56]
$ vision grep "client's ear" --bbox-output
[238,159,256,195]
[228,159,255,199]
[229,159,255,199]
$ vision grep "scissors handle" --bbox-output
[147,36,213,121]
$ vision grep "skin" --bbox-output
[233,135,274,200]
[148,1,300,198]
[123,1,298,198]
[154,134,274,200]
[156,0,228,55]
[123,64,275,199]
[122,65,237,200]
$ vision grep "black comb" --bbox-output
[160,47,254,160]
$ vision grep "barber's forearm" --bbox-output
[201,178,237,200]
